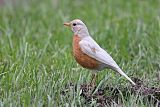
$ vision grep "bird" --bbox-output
[64,19,136,86]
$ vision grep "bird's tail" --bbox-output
[116,68,136,85]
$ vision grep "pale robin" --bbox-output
[64,19,136,85]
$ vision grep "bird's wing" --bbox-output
[79,36,119,70]
[79,36,136,85]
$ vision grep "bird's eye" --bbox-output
[73,23,77,26]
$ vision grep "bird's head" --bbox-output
[64,19,89,38]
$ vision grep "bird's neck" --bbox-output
[74,29,90,39]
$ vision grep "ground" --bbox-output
[0,0,160,106]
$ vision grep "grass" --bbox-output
[0,0,160,106]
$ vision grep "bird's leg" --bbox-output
[84,73,96,93]
[90,73,97,88]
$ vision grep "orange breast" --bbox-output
[73,35,100,70]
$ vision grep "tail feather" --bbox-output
[116,68,136,85]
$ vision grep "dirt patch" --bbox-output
[62,78,160,106]
[131,78,160,100]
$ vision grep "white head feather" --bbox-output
[65,19,90,38]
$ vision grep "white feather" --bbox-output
[79,36,119,69]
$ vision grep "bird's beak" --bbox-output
[63,22,71,27]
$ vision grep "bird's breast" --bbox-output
[72,35,103,70]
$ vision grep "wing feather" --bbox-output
[79,36,119,70]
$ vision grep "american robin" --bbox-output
[64,19,136,85]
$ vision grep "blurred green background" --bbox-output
[0,0,160,106]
